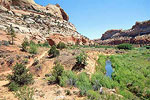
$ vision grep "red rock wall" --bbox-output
[98,20,150,45]
[47,34,93,46]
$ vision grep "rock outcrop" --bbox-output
[96,20,150,45]
[0,0,92,45]
[47,33,94,46]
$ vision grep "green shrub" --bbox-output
[76,72,92,96]
[14,86,34,100]
[21,38,29,52]
[48,63,64,84]
[29,40,36,46]
[7,63,33,91]
[8,82,19,91]
[48,45,60,58]
[91,72,117,90]
[117,43,133,50]
[42,41,50,47]
[146,46,150,49]
[29,44,38,54]
[76,52,87,66]
[59,71,77,87]
[87,90,100,100]
[38,41,50,48]
[57,42,66,50]
[96,55,107,73]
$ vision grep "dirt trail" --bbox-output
[26,50,48,69]
[0,50,48,76]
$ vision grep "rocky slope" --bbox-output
[95,20,150,45]
[0,0,92,45]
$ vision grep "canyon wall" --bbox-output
[0,0,92,45]
[95,20,150,45]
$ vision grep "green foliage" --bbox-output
[76,52,87,66]
[48,45,60,58]
[67,45,114,50]
[76,72,92,96]
[29,42,38,54]
[14,86,34,100]
[87,90,100,100]
[145,45,150,49]
[57,42,66,50]
[21,38,29,52]
[8,82,19,91]
[117,43,133,50]
[59,70,77,87]
[37,41,50,48]
[96,55,107,73]
[49,63,64,84]
[109,50,150,99]
[91,72,117,90]
[7,63,33,91]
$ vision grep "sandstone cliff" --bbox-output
[0,0,92,45]
[95,20,150,45]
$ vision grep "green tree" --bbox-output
[7,63,33,91]
[76,52,88,66]
[48,63,64,84]
[57,42,66,50]
[76,72,92,96]
[48,45,60,58]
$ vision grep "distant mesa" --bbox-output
[94,20,150,45]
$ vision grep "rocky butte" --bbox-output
[94,20,150,45]
[0,0,93,46]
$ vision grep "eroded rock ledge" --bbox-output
[95,20,150,45]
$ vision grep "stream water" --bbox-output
[105,60,114,78]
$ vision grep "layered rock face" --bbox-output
[47,34,93,46]
[97,20,150,45]
[0,0,91,45]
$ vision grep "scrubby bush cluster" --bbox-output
[72,52,88,71]
[47,61,119,99]
[76,52,87,66]
[59,71,77,87]
[57,42,66,50]
[21,38,50,54]
[145,45,150,49]
[48,45,60,58]
[109,50,150,99]
[14,86,35,100]
[117,43,133,50]
[7,63,33,91]
[48,62,64,84]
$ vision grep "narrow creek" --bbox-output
[105,60,114,78]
